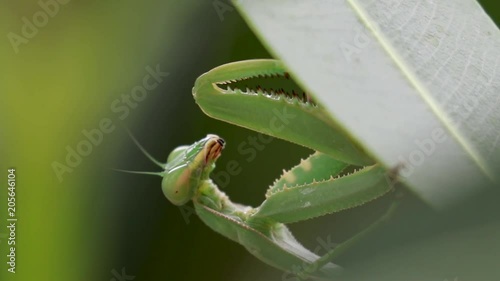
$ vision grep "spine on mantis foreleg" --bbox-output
[192,59,374,166]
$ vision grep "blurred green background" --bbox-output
[1,1,500,280]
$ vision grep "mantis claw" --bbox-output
[193,59,374,165]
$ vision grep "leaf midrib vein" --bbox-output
[346,0,493,180]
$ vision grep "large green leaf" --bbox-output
[233,0,500,208]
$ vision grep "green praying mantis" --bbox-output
[123,59,402,280]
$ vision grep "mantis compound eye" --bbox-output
[161,135,225,206]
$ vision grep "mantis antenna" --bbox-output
[113,169,163,177]
[124,128,165,168]
[113,128,165,177]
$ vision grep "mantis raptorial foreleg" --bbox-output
[254,161,395,224]
[193,59,374,166]
[120,59,403,280]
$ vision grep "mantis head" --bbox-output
[162,134,225,205]
[118,132,225,206]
